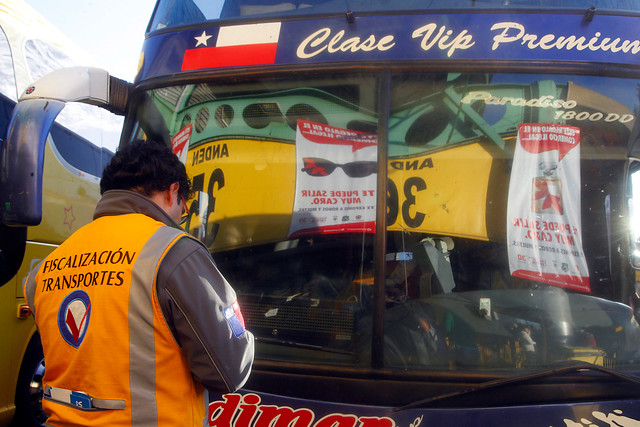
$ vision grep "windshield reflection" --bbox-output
[130,71,640,373]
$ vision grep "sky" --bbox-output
[24,0,158,81]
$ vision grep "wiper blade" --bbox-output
[395,362,640,411]
[255,336,353,355]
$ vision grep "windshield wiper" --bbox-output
[395,362,640,411]
[255,336,353,355]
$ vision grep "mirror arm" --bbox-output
[20,66,130,116]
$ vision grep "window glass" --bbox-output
[383,72,638,370]
[131,71,640,373]
[0,26,17,101]
[139,75,379,366]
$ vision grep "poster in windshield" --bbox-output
[507,123,589,292]
[289,120,377,238]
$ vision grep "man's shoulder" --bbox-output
[165,232,208,260]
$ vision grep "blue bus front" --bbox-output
[130,1,640,425]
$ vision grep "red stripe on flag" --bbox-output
[182,43,278,70]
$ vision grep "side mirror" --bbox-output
[0,99,65,225]
[0,67,130,226]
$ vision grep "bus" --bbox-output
[0,1,120,426]
[5,0,640,425]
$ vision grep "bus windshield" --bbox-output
[129,69,640,376]
[149,0,640,32]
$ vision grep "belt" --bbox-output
[44,386,125,410]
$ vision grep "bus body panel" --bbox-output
[207,391,640,426]
[130,3,640,421]
[138,12,640,82]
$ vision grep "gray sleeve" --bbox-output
[156,237,254,393]
[24,258,46,317]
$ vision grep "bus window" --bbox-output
[128,70,639,376]
[0,27,16,101]
[132,74,379,366]
[383,72,635,370]
[48,121,114,178]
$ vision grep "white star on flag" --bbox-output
[194,31,212,47]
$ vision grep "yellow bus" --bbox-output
[0,2,120,425]
[7,0,640,425]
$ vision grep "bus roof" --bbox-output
[148,0,640,34]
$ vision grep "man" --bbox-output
[24,140,254,426]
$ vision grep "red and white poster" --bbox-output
[507,123,590,292]
[171,124,192,164]
[288,120,377,238]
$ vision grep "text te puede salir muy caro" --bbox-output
[513,218,578,246]
[299,189,375,209]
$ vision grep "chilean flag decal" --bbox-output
[182,22,281,71]
[223,300,247,338]
[58,290,91,348]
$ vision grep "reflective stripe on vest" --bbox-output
[129,224,185,425]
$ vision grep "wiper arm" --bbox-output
[255,336,353,355]
[395,362,640,411]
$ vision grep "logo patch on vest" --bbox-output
[58,290,91,348]
[223,300,246,338]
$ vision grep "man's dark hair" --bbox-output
[100,140,192,200]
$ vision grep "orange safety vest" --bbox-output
[24,213,206,427]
